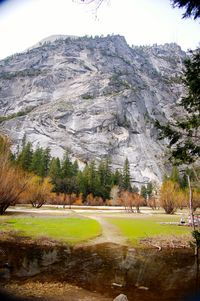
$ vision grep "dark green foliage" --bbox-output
[166,165,189,189]
[49,157,61,182]
[97,158,112,200]
[62,152,73,178]
[140,185,147,200]
[50,157,115,201]
[76,158,125,201]
[86,161,98,195]
[171,0,200,19]
[14,142,133,202]
[179,173,188,189]
[42,147,51,177]
[146,182,153,198]
[29,146,51,177]
[169,166,180,183]
[53,177,79,196]
[30,146,43,175]
[122,158,132,191]
[156,48,200,165]
[111,169,123,186]
[72,160,79,177]
[16,143,51,177]
[192,230,200,248]
[0,108,34,124]
[77,170,88,198]
[81,93,94,100]
[16,142,33,171]
[0,68,42,80]
[181,50,200,113]
[140,182,153,201]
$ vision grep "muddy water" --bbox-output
[0,241,199,301]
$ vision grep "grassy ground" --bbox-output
[107,214,191,245]
[0,208,193,247]
[0,216,102,245]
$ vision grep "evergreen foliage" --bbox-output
[15,142,133,202]
[112,169,123,186]
[49,157,61,181]
[140,182,153,201]
[122,158,132,191]
[16,142,33,171]
[171,0,200,19]
[156,48,200,165]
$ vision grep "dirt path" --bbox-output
[79,214,128,246]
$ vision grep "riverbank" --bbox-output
[0,206,198,300]
[0,239,198,301]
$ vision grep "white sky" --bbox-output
[0,0,199,60]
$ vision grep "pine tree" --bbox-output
[140,185,147,200]
[146,182,153,199]
[156,48,200,165]
[62,152,73,178]
[71,160,79,177]
[88,160,97,194]
[112,169,123,186]
[77,170,87,199]
[171,0,200,19]
[30,146,44,176]
[17,142,33,171]
[122,158,132,191]
[48,157,61,182]
[42,147,51,177]
[104,158,112,184]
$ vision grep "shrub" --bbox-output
[159,180,179,214]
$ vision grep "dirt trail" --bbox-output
[79,214,128,246]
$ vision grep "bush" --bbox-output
[0,136,30,214]
[159,180,179,214]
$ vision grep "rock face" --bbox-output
[0,35,186,184]
[113,294,128,301]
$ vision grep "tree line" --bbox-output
[14,141,135,199]
[1,137,147,213]
[1,134,200,215]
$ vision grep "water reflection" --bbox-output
[0,241,199,301]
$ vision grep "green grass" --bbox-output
[0,217,101,245]
[107,215,191,245]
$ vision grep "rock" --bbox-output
[112,282,123,288]
[137,286,149,290]
[113,294,128,301]
[0,35,186,185]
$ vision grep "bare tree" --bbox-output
[20,176,52,208]
[0,136,30,214]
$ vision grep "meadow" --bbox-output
[0,216,102,245]
[106,214,191,245]
[0,207,192,247]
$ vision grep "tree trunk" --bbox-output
[187,175,195,230]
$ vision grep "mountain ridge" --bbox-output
[0,34,186,185]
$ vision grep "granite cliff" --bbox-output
[0,35,186,184]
